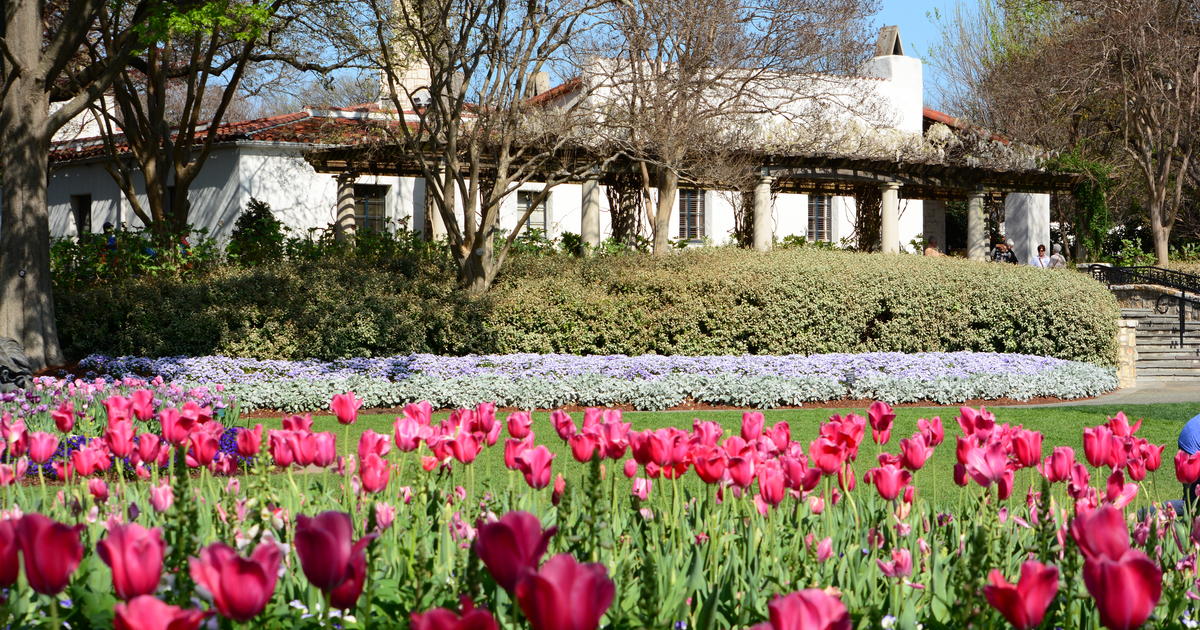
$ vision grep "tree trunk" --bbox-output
[0,0,66,370]
[653,168,678,255]
[1149,197,1170,266]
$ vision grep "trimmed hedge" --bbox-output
[55,248,1120,364]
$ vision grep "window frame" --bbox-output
[70,194,92,236]
[353,184,390,233]
[807,195,832,243]
[517,190,547,235]
[678,189,705,241]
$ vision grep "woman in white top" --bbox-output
[1030,244,1051,268]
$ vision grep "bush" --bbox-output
[55,248,1120,364]
[487,249,1120,365]
[226,197,286,265]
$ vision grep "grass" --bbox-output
[278,402,1200,509]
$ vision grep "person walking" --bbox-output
[1049,244,1068,269]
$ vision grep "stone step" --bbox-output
[1136,369,1200,378]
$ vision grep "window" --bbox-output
[353,184,389,232]
[678,189,705,240]
[517,190,546,234]
[808,195,832,242]
[70,194,92,235]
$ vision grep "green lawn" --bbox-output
[279,402,1200,508]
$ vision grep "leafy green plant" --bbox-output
[226,197,286,266]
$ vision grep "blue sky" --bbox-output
[872,0,959,103]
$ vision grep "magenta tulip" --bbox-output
[506,412,533,439]
[51,401,75,433]
[0,519,17,588]
[917,416,944,446]
[898,434,932,471]
[331,392,362,425]
[27,432,59,464]
[868,401,895,444]
[517,446,555,489]
[189,432,219,467]
[474,511,557,592]
[188,542,281,622]
[394,416,428,451]
[1011,429,1043,469]
[130,389,156,421]
[754,589,851,630]
[97,523,165,600]
[1083,426,1114,468]
[236,424,263,457]
[1176,451,1200,484]
[515,553,615,630]
[411,598,499,630]
[16,513,84,595]
[113,595,209,630]
[359,453,391,494]
[1083,552,1162,630]
[104,395,133,424]
[741,411,765,441]
[1041,447,1075,483]
[982,561,1059,630]
[865,463,911,501]
[294,511,377,594]
[105,419,136,458]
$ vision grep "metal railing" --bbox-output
[1090,264,1200,347]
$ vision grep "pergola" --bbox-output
[304,143,1082,260]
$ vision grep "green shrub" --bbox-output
[55,248,1120,364]
[226,198,286,265]
[488,249,1120,365]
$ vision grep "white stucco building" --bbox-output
[44,26,1061,261]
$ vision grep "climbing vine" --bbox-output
[1046,150,1115,257]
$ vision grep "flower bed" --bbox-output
[0,390,1189,628]
[76,352,1118,411]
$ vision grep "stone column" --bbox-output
[753,175,774,251]
[581,175,601,252]
[1116,319,1138,388]
[922,199,946,252]
[967,188,988,261]
[334,173,357,241]
[880,182,901,253]
[1004,192,1051,265]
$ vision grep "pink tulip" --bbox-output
[97,523,164,600]
[507,412,533,439]
[965,442,1009,487]
[876,548,912,578]
[808,438,844,475]
[693,448,727,484]
[89,478,109,503]
[282,414,314,432]
[473,511,557,592]
[1040,447,1075,483]
[411,598,499,630]
[0,520,16,588]
[359,453,391,493]
[865,463,912,501]
[550,410,576,440]
[957,406,995,439]
[113,595,209,630]
[0,415,26,457]
[236,424,263,457]
[294,511,377,606]
[331,392,362,425]
[515,553,614,630]
[982,561,1059,630]
[150,480,174,513]
[1011,429,1043,468]
[394,416,429,451]
[104,419,136,458]
[1083,551,1162,629]
[309,432,338,467]
[135,433,162,466]
[631,477,652,501]
[1107,411,1142,437]
[16,514,84,595]
[815,538,833,563]
[27,432,58,464]
[1083,426,1114,468]
[188,542,281,622]
[741,411,765,441]
[104,395,133,424]
[159,408,194,446]
[52,402,75,433]
[868,401,895,444]
[448,434,482,464]
[569,433,597,462]
[751,589,850,630]
[130,389,156,421]
[517,446,555,489]
[917,416,944,446]
[358,430,392,461]
[898,434,932,471]
[504,436,533,471]
[188,432,219,467]
[1176,451,1200,484]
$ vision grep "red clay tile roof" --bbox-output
[922,107,1009,144]
[49,111,398,163]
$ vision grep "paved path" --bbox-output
[1024,381,1200,407]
